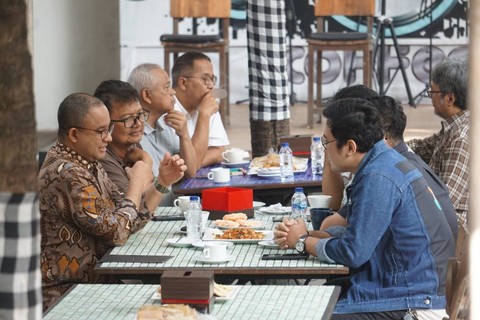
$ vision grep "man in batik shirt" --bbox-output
[38,93,184,311]
[407,57,470,227]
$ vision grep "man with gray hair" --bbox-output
[407,57,470,227]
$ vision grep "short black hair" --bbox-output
[171,52,211,88]
[322,98,384,153]
[333,85,379,101]
[93,80,140,113]
[368,96,406,143]
[57,93,104,139]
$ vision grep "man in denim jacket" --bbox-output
[275,98,454,319]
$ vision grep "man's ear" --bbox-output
[345,139,357,155]
[141,88,151,105]
[446,92,456,106]
[176,77,187,91]
[67,128,79,143]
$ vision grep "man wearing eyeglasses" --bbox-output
[38,93,183,311]
[170,51,229,167]
[407,57,470,228]
[94,80,187,212]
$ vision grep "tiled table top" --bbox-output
[95,207,348,278]
[44,284,340,320]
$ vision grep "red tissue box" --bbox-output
[202,187,254,220]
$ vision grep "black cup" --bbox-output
[310,208,333,230]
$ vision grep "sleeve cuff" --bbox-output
[315,238,336,264]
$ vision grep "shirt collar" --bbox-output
[54,141,98,171]
[441,109,469,133]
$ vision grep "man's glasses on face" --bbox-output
[74,123,115,140]
[426,86,444,98]
[183,74,217,86]
[321,136,336,150]
[110,110,150,128]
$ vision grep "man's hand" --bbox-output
[197,92,219,117]
[157,152,187,187]
[164,110,189,139]
[124,147,153,168]
[274,218,308,249]
[125,160,153,191]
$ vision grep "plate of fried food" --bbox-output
[213,212,267,230]
[248,153,308,175]
[203,228,273,244]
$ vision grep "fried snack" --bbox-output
[137,304,198,320]
[223,213,248,221]
[215,228,265,240]
[214,219,240,228]
[251,153,299,170]
[214,283,235,297]
[238,219,263,228]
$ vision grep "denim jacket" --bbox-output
[316,141,455,314]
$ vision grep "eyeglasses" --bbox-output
[74,123,115,140]
[426,88,444,98]
[183,74,217,86]
[321,136,337,150]
[110,110,150,128]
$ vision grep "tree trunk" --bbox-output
[0,1,37,192]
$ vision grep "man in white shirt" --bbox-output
[170,52,229,167]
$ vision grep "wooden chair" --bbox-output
[444,224,469,320]
[161,0,231,125]
[307,0,375,128]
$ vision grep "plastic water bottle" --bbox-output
[291,187,308,220]
[186,196,202,241]
[279,142,294,182]
[311,137,324,175]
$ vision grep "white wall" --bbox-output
[33,0,120,131]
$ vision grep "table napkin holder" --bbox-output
[280,134,313,158]
[161,270,214,313]
[202,187,254,220]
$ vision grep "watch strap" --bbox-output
[153,177,171,194]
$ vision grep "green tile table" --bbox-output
[94,207,348,282]
[44,284,341,320]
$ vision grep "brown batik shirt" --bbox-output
[38,142,151,310]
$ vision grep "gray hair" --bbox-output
[127,63,163,93]
[432,57,468,110]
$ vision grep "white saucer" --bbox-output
[191,240,234,249]
[221,160,250,168]
[258,240,279,249]
[253,201,266,209]
[193,255,235,264]
[166,238,193,247]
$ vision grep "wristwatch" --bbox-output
[153,177,171,194]
[295,234,309,254]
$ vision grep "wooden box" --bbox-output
[161,270,214,313]
[202,187,254,220]
[280,134,313,158]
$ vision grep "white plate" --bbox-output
[175,225,187,234]
[203,229,273,243]
[253,201,266,209]
[258,240,280,249]
[221,160,250,167]
[193,254,235,264]
[258,206,292,215]
[166,237,194,247]
[214,221,267,230]
[257,171,281,178]
[191,240,234,249]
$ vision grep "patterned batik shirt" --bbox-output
[38,142,151,310]
[407,110,470,227]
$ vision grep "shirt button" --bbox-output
[423,298,431,305]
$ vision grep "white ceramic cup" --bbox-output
[202,242,228,261]
[174,196,191,212]
[222,148,249,163]
[207,167,230,183]
[307,194,332,208]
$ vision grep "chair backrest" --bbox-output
[445,224,469,318]
[170,0,231,18]
[314,0,375,17]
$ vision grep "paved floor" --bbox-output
[37,102,441,152]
